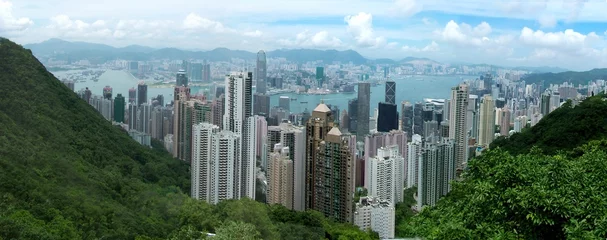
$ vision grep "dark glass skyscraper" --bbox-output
[114,94,125,123]
[190,63,203,81]
[377,102,398,132]
[256,50,267,94]
[348,98,358,133]
[316,67,324,86]
[176,69,188,87]
[254,93,270,117]
[357,83,370,138]
[137,82,147,106]
[385,81,396,104]
[401,101,413,138]
[128,88,136,103]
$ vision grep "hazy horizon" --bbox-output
[2,0,607,70]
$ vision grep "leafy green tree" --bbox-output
[214,221,261,240]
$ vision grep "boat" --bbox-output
[291,98,297,101]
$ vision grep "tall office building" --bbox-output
[306,103,355,222]
[315,127,355,222]
[256,50,267,94]
[340,110,349,131]
[128,88,137,103]
[139,103,152,134]
[478,95,495,147]
[267,123,306,210]
[401,101,413,138]
[366,146,405,204]
[253,93,270,117]
[316,67,324,86]
[377,102,398,132]
[137,81,148,106]
[549,91,561,113]
[413,102,423,135]
[191,123,220,201]
[84,87,92,104]
[203,63,211,82]
[103,86,113,100]
[114,94,125,123]
[406,134,422,188]
[417,140,455,210]
[363,130,407,163]
[176,69,188,87]
[279,96,290,112]
[128,103,138,131]
[540,92,551,117]
[267,143,294,210]
[467,95,479,141]
[100,98,113,121]
[150,107,164,140]
[500,107,511,137]
[211,95,224,127]
[223,72,253,134]
[190,63,203,81]
[357,83,371,138]
[172,86,191,160]
[385,81,396,104]
[242,116,263,199]
[152,95,164,107]
[348,98,358,133]
[448,84,469,172]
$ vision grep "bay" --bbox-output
[57,70,474,113]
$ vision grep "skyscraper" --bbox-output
[253,93,270,117]
[401,101,413,138]
[190,63,203,81]
[500,107,511,137]
[211,95,224,127]
[191,123,220,202]
[478,95,495,147]
[267,122,306,211]
[385,81,396,104]
[172,86,191,160]
[366,145,405,205]
[267,143,294,210]
[103,86,113,100]
[210,130,241,204]
[242,116,263,199]
[313,127,355,222]
[114,94,125,123]
[176,69,188,87]
[256,50,267,94]
[417,140,455,210]
[377,102,398,132]
[279,96,290,112]
[128,88,137,103]
[223,72,253,134]
[128,103,138,131]
[448,84,469,172]
[348,98,358,133]
[139,103,151,134]
[137,81,148,106]
[316,67,324,86]
[406,134,422,188]
[203,63,211,83]
[357,83,371,138]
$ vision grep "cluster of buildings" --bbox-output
[66,48,607,239]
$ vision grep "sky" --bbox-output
[1,0,607,70]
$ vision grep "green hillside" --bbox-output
[490,95,607,155]
[0,38,376,239]
[521,68,607,86]
[398,95,607,239]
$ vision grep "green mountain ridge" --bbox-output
[0,38,376,239]
[521,68,607,86]
[398,95,607,239]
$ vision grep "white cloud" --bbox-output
[344,12,386,48]
[243,30,263,37]
[393,0,422,17]
[0,0,33,32]
[538,15,557,28]
[519,27,599,52]
[183,13,233,33]
[402,41,439,52]
[277,30,342,48]
[386,42,399,49]
[438,20,497,47]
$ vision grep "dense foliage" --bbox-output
[0,39,375,239]
[521,68,607,86]
[398,95,607,239]
[491,95,607,155]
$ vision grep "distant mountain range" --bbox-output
[24,38,569,73]
[521,68,607,86]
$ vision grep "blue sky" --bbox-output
[2,0,607,70]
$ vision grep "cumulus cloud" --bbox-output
[438,20,498,47]
[183,13,233,33]
[519,27,599,52]
[402,41,439,52]
[47,15,112,38]
[277,30,342,48]
[243,30,263,37]
[344,12,386,48]
[393,0,422,17]
[0,0,34,32]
